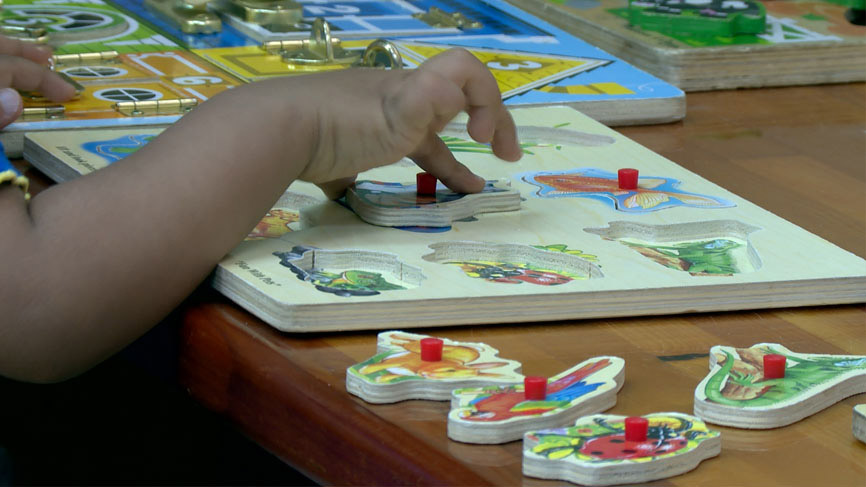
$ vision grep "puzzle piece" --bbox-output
[448,356,624,444]
[523,412,721,486]
[694,343,866,428]
[854,404,866,443]
[346,331,523,404]
[345,179,521,227]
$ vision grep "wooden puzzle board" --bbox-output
[203,106,866,332]
[507,0,866,91]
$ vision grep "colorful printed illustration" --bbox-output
[628,0,766,38]
[700,344,866,408]
[82,133,157,163]
[274,246,408,297]
[348,331,523,385]
[245,209,300,240]
[452,357,622,422]
[525,413,719,462]
[619,238,748,275]
[423,242,604,283]
[585,220,761,275]
[446,260,584,285]
[520,168,735,212]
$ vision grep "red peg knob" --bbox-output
[625,416,649,442]
[524,376,547,400]
[763,354,786,379]
[618,168,639,190]
[416,172,437,196]
[419,337,443,362]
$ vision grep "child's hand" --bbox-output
[290,48,522,198]
[0,36,76,128]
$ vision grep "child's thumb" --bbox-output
[0,88,23,129]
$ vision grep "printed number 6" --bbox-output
[172,76,223,85]
[486,60,542,71]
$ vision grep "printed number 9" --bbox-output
[172,76,223,85]
[486,60,542,71]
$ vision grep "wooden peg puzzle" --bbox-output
[23,107,866,333]
[345,179,521,228]
[694,343,866,429]
[345,331,523,404]
[448,356,625,444]
[523,412,721,486]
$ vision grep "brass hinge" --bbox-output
[143,0,222,34]
[52,51,120,67]
[218,0,302,26]
[0,25,49,43]
[20,106,65,120]
[413,7,482,29]
[114,98,198,116]
[263,18,402,69]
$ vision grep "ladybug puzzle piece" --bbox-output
[346,331,523,404]
[448,356,625,444]
[523,412,721,486]
[694,343,866,429]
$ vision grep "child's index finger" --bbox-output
[0,56,76,102]
[0,35,53,64]
[418,48,501,112]
[420,48,521,161]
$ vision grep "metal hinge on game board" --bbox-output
[412,7,482,30]
[263,18,402,69]
[143,0,222,34]
[0,25,49,43]
[52,51,120,67]
[113,98,198,116]
[20,106,65,120]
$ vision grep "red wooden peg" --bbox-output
[618,168,639,190]
[763,354,786,379]
[420,337,443,362]
[416,172,437,196]
[524,376,547,400]
[624,416,649,442]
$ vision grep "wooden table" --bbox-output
[177,84,866,486]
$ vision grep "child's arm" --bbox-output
[0,48,521,383]
[0,36,76,127]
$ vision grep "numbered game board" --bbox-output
[1,0,686,156]
[24,106,866,332]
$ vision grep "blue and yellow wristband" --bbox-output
[0,140,30,200]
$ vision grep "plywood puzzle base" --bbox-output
[207,106,866,332]
[21,107,866,333]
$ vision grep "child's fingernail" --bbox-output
[0,88,22,116]
[35,45,54,57]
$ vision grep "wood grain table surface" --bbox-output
[52,83,866,486]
